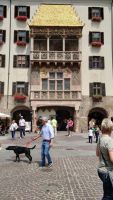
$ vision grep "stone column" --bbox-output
[47,36,50,60]
[30,36,34,51]
[32,107,37,133]
[63,36,65,51]
[74,109,80,133]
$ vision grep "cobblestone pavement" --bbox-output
[0,131,108,200]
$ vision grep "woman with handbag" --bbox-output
[96,118,113,200]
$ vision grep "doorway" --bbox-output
[88,107,108,128]
[56,109,72,131]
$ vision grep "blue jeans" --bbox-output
[19,126,25,138]
[41,141,52,166]
[11,130,15,139]
[98,169,113,200]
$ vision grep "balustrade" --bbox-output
[31,91,81,100]
[31,51,81,62]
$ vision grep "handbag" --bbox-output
[99,139,113,186]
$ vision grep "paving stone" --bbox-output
[0,132,104,200]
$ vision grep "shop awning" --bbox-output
[0,112,11,119]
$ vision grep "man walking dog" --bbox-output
[29,116,54,167]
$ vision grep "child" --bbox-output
[88,127,93,143]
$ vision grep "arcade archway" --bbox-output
[11,106,31,123]
[88,107,108,128]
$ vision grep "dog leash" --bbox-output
[24,135,41,147]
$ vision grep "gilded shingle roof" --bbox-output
[29,4,84,27]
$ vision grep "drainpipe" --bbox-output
[7,0,11,109]
[112,0,113,74]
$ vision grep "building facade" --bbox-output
[0,0,113,132]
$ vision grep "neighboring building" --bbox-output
[0,0,113,132]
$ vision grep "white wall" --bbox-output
[0,0,112,97]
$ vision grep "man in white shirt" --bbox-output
[40,116,54,167]
[26,116,54,167]
[19,116,26,138]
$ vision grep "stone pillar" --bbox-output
[74,109,80,133]
[47,36,50,51]
[63,36,65,51]
[30,37,34,51]
[32,107,37,133]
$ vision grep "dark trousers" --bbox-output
[95,133,99,143]
[11,130,15,139]
[89,136,93,143]
[19,126,25,138]
[98,169,113,200]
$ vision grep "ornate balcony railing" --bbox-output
[31,51,82,62]
[30,91,81,100]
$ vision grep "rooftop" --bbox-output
[29,4,84,27]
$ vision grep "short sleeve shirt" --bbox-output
[97,135,113,170]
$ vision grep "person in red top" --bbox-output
[66,118,74,137]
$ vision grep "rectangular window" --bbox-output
[49,80,55,90]
[0,30,6,43]
[89,82,105,96]
[18,7,27,16]
[41,72,70,92]
[0,5,7,18]
[93,83,101,95]
[92,32,101,42]
[16,82,25,94]
[34,37,47,51]
[57,72,63,79]
[88,7,104,20]
[15,6,30,18]
[14,30,29,43]
[0,81,4,94]
[57,80,63,90]
[42,79,48,90]
[13,55,29,68]
[0,6,3,16]
[12,82,28,95]
[64,79,70,90]
[0,54,5,67]
[89,56,104,69]
[0,33,2,42]
[89,32,104,45]
[49,72,55,79]
[18,31,26,42]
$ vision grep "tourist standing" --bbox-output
[88,127,93,143]
[9,120,18,139]
[19,116,26,138]
[96,118,113,199]
[66,118,73,137]
[51,117,57,136]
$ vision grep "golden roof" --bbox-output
[29,4,84,27]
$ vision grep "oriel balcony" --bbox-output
[30,91,82,100]
[30,36,82,63]
[31,51,82,62]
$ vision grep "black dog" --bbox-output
[6,145,36,163]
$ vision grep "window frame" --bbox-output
[0,54,5,68]
[41,72,70,91]
[0,30,6,43]
[89,32,104,46]
[89,56,104,69]
[14,30,29,44]
[0,5,7,18]
[15,6,30,18]
[88,7,104,21]
[13,55,29,68]
[12,82,28,95]
[89,82,106,97]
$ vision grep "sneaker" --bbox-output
[48,162,53,167]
